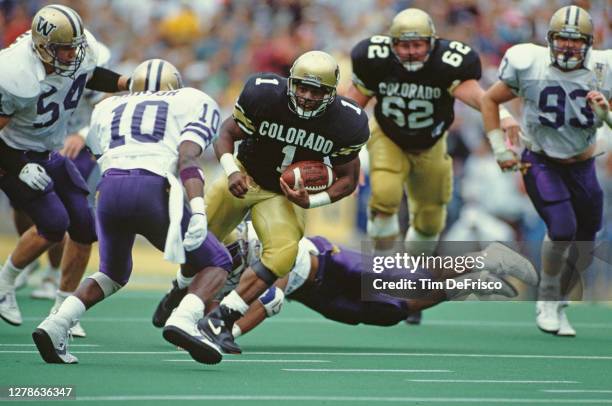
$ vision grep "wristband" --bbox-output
[308,192,331,208]
[486,129,508,155]
[189,196,206,215]
[220,153,240,177]
[179,166,205,184]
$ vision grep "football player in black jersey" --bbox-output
[187,51,369,364]
[346,8,520,256]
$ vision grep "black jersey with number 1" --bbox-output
[233,73,370,193]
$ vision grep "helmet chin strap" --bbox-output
[402,61,425,72]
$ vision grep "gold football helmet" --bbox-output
[31,4,87,77]
[130,59,183,92]
[546,5,593,70]
[389,8,437,72]
[288,51,339,119]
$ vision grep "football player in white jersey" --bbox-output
[481,5,612,337]
[33,59,233,365]
[0,5,130,328]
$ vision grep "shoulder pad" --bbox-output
[242,73,286,100]
[81,30,100,72]
[0,39,42,99]
[96,41,112,68]
[503,43,545,71]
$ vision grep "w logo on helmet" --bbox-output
[36,17,57,37]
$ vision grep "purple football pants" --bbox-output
[96,169,232,285]
[0,151,96,243]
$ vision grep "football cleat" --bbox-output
[152,280,187,328]
[49,302,86,337]
[481,243,538,286]
[556,302,576,337]
[163,310,222,365]
[197,305,243,355]
[32,316,78,364]
[536,300,560,334]
[0,285,22,326]
[31,278,58,300]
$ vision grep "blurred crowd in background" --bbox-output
[1,0,611,250]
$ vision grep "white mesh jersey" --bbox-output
[499,43,612,158]
[87,87,220,177]
[0,30,101,152]
[67,42,112,136]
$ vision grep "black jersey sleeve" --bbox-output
[436,39,482,84]
[329,101,370,166]
[350,37,390,97]
[233,73,285,135]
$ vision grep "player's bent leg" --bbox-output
[367,123,408,247]
[204,175,252,241]
[405,138,452,255]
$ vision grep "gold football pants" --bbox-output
[205,165,305,277]
[367,117,452,236]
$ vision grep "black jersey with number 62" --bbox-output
[233,73,370,193]
[351,36,481,150]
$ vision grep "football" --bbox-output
[281,161,336,193]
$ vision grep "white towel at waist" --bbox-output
[164,172,186,264]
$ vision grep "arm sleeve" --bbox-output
[498,45,526,94]
[85,67,122,92]
[0,87,17,117]
[330,117,370,166]
[232,76,262,135]
[180,95,221,153]
[350,40,377,97]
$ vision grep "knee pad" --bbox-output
[260,240,299,278]
[258,286,285,317]
[411,204,446,236]
[367,212,399,238]
[88,271,123,298]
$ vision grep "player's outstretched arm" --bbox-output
[215,117,251,198]
[86,67,130,92]
[233,277,289,338]
[178,141,207,251]
[481,81,520,172]
[344,84,373,108]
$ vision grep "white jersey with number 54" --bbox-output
[87,87,220,177]
[499,43,612,159]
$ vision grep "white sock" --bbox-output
[176,269,194,289]
[54,290,73,308]
[0,256,23,287]
[175,293,204,321]
[54,295,86,325]
[220,290,249,315]
[539,236,568,300]
[232,323,242,338]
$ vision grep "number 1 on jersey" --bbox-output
[276,145,296,173]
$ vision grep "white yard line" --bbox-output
[406,379,579,384]
[2,350,612,360]
[249,351,612,360]
[0,343,99,347]
[282,368,452,373]
[16,395,611,403]
[543,390,612,394]
[164,359,331,363]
